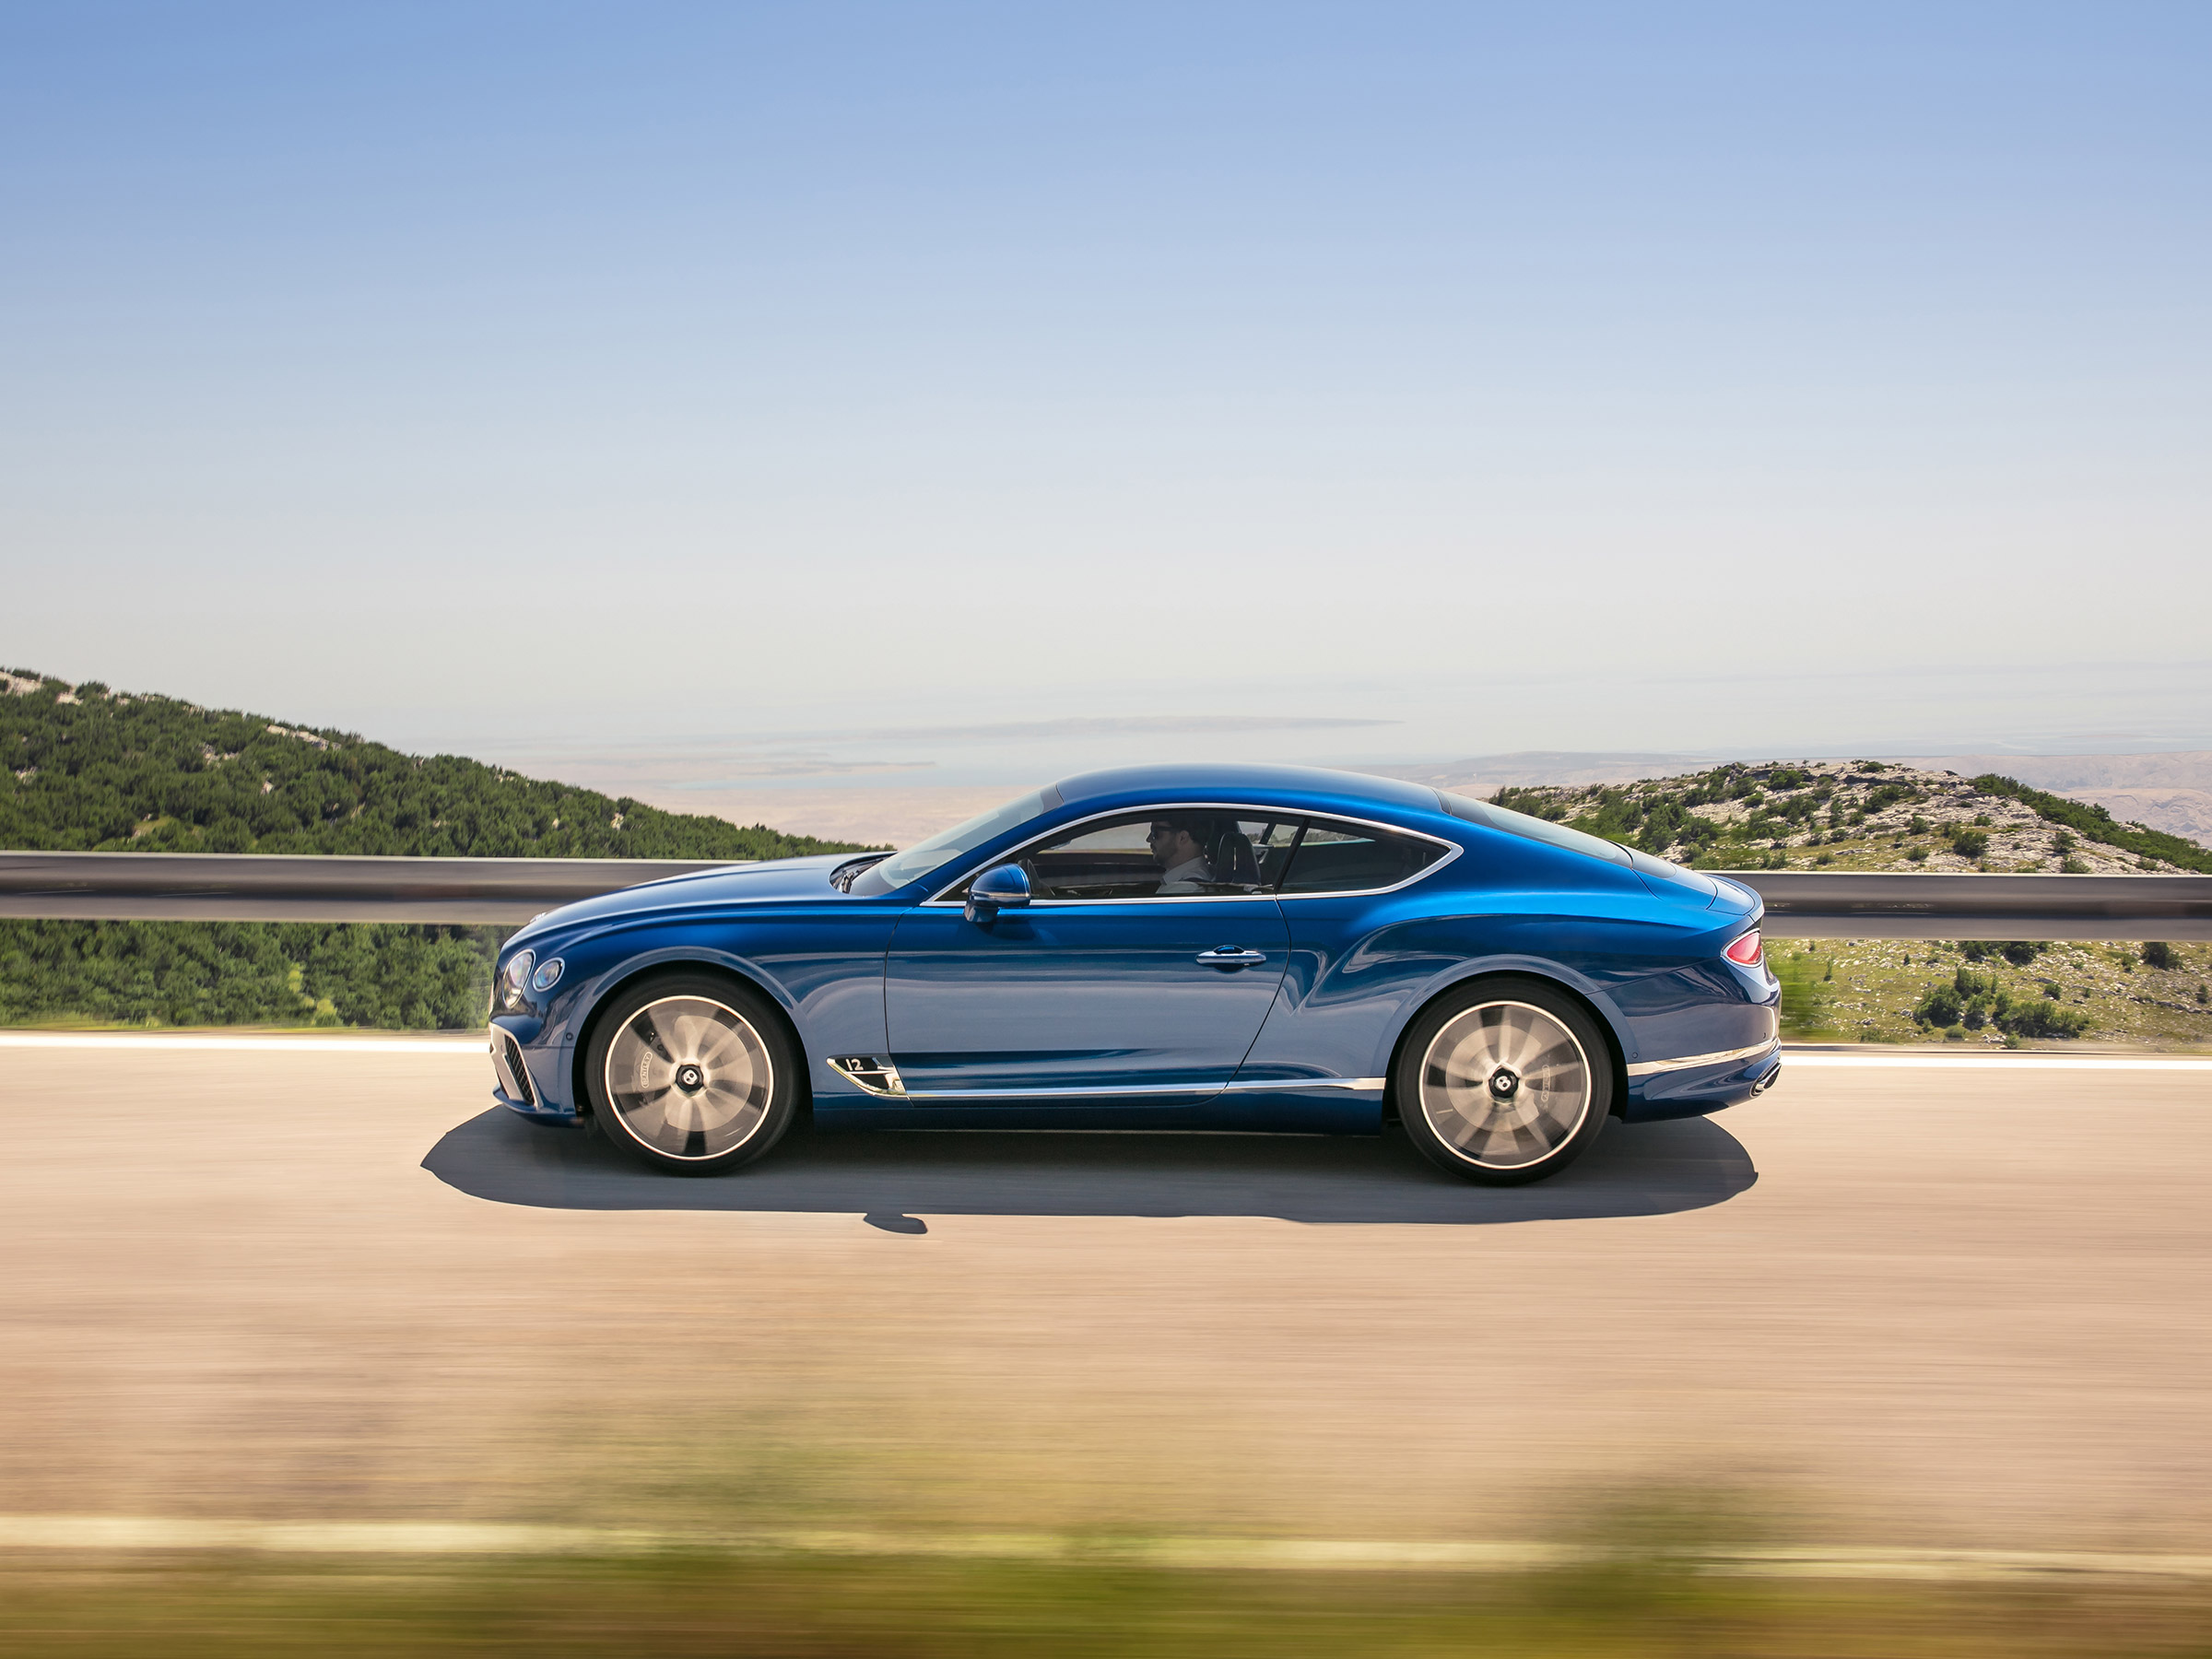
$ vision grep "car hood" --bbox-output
[511,854,853,940]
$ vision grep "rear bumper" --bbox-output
[1621,1039,1782,1123]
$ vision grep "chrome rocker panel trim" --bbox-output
[828,1056,1384,1101]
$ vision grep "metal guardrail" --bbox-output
[0,853,2205,938]
[0,852,735,923]
[1733,871,2212,940]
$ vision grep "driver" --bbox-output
[1147,815,1217,894]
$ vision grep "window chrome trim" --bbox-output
[1624,1037,1781,1078]
[921,802,1462,907]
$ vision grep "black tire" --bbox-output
[583,971,798,1175]
[1394,976,1611,1186]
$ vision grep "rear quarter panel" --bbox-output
[1239,826,1750,1088]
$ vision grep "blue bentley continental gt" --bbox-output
[488,765,1781,1186]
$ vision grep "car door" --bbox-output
[882,809,1297,1100]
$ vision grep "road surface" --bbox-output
[1,1037,2207,1552]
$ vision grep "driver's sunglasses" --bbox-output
[1146,825,1175,841]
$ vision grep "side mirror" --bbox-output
[964,863,1031,924]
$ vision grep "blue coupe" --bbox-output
[488,765,1781,1186]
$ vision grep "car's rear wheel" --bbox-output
[1395,978,1610,1185]
[584,972,797,1174]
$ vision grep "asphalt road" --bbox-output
[2,1038,2207,1552]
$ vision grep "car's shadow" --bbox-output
[422,1109,1757,1226]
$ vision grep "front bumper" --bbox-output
[489,1022,579,1124]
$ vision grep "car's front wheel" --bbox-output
[1395,978,1611,1185]
[584,971,798,1174]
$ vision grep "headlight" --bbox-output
[500,949,535,1010]
[531,957,564,993]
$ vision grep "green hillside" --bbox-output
[0,670,869,1030]
[0,669,854,860]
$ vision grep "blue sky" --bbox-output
[4,4,2207,800]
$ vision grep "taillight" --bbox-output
[1724,930,1763,967]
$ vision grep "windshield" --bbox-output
[847,790,1050,896]
[1436,789,1630,865]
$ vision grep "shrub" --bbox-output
[2199,984,2208,1005]
[2143,942,2178,971]
[1914,982,1962,1027]
[1951,828,1990,858]
[2061,855,2090,873]
[1998,1000,2091,1040]
[1907,846,1929,864]
[1999,941,2045,966]
[1908,814,1930,835]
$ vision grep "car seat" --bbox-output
[1208,827,1262,888]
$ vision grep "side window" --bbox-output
[949,811,1293,900]
[1277,818,1444,894]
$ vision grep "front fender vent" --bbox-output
[829,1055,905,1096]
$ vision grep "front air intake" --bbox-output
[490,1029,537,1107]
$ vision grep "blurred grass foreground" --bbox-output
[8,1536,2212,1656]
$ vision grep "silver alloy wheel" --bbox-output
[1417,999,1594,1171]
[602,994,776,1161]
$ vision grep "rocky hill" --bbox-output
[1486,758,2212,1049]
[1488,759,2211,876]
[1906,752,2212,848]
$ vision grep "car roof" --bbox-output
[1053,762,1441,815]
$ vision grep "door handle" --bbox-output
[1195,947,1268,971]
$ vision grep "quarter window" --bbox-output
[1276,819,1444,894]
